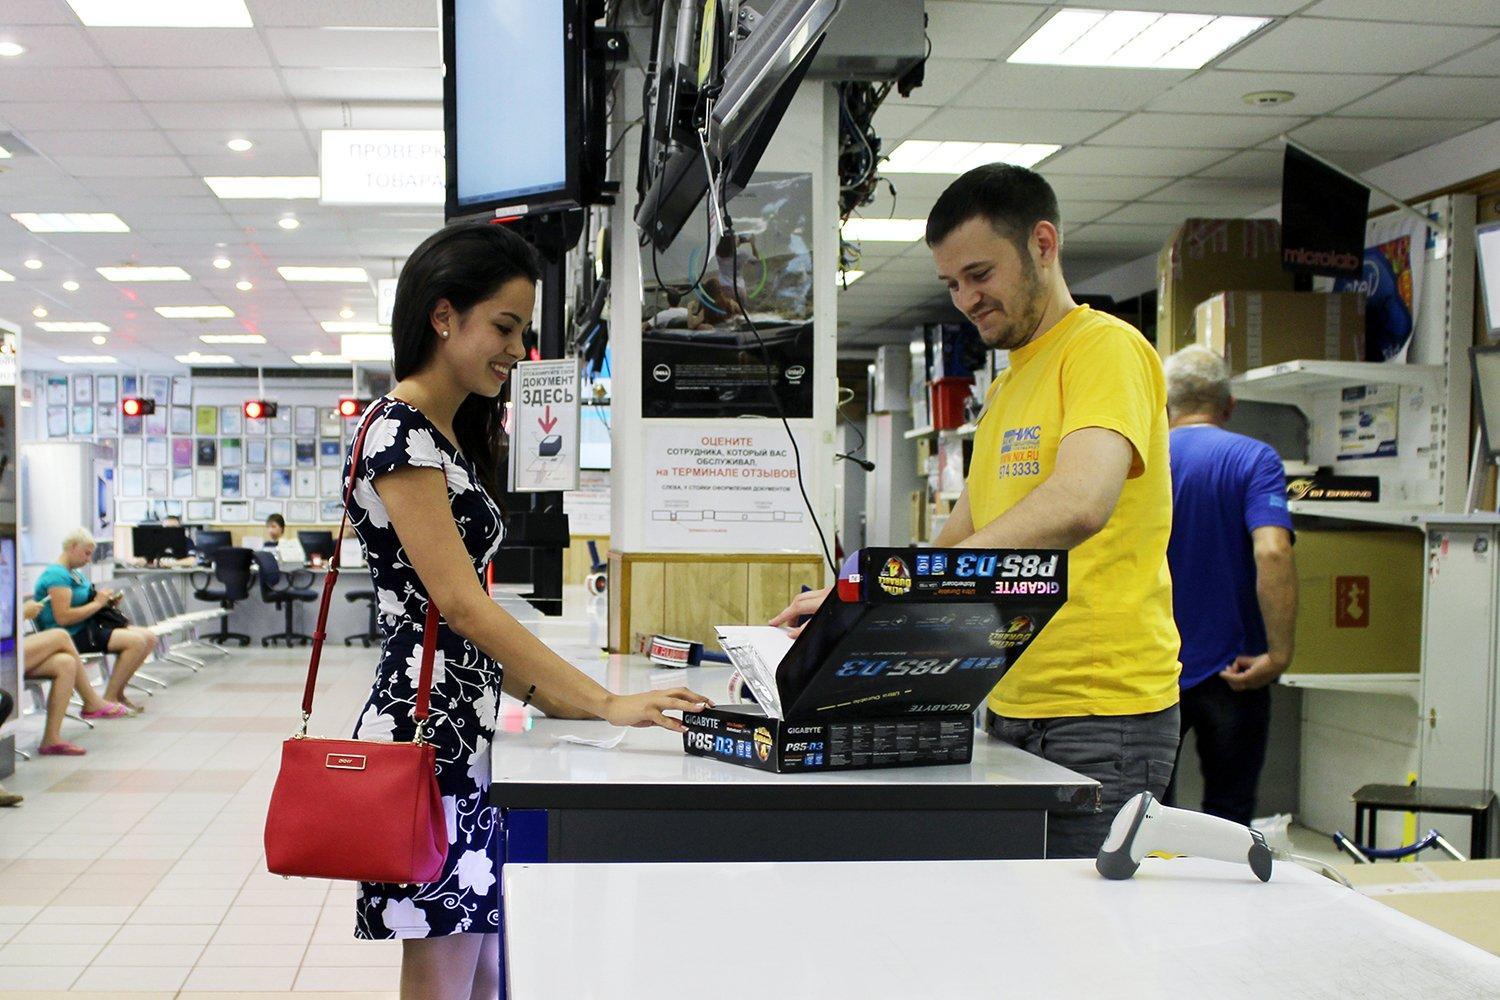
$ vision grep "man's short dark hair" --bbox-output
[925,163,1061,250]
[266,513,285,529]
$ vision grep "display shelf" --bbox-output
[954,423,978,438]
[1232,360,1444,404]
[937,491,962,502]
[903,425,937,441]
[1278,673,1420,697]
[1289,502,1500,527]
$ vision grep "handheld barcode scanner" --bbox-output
[1096,792,1274,882]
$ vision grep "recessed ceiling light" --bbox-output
[277,216,301,230]
[278,266,369,283]
[840,218,928,242]
[11,212,130,233]
[176,351,237,365]
[58,355,117,364]
[97,265,192,282]
[338,306,355,320]
[91,335,107,346]
[31,307,47,318]
[320,321,390,334]
[38,321,111,333]
[1243,90,1295,106]
[226,138,254,152]
[839,270,866,288]
[1009,8,1271,70]
[235,279,253,291]
[62,280,80,292]
[0,268,12,281]
[212,256,232,269]
[200,333,266,344]
[0,42,25,58]
[155,305,235,319]
[23,258,43,270]
[340,334,393,361]
[64,0,253,28]
[204,176,319,200]
[0,143,12,159]
[884,140,1061,174]
[292,351,351,365]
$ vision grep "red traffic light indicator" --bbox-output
[337,397,366,418]
[243,400,278,420]
[121,397,156,417]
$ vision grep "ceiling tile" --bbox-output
[53,155,192,178]
[1101,201,1267,226]
[0,25,105,67]
[915,107,1122,145]
[1045,175,1176,202]
[0,66,131,102]
[1043,145,1232,176]
[21,130,176,156]
[0,101,155,131]
[1287,116,1488,157]
[870,101,934,145]
[246,0,439,29]
[951,63,1187,112]
[279,67,441,102]
[1221,17,1481,74]
[1081,0,1306,11]
[90,28,273,67]
[1337,76,1499,120]
[263,27,440,68]
[1429,36,1500,76]
[901,58,989,108]
[924,2,1043,61]
[184,150,318,176]
[164,129,310,158]
[1090,112,1306,149]
[1304,0,1500,26]
[5,1,78,24]
[1146,70,1395,117]
[294,102,443,131]
[1144,177,1282,204]
[146,102,303,130]
[1196,148,1286,182]
[118,68,285,103]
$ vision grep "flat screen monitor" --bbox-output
[192,530,232,558]
[298,531,337,561]
[443,0,581,219]
[1477,220,1500,337]
[135,526,192,562]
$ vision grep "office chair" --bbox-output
[251,550,318,647]
[190,547,255,646]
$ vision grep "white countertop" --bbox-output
[503,857,1500,1000]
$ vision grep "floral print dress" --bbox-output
[345,398,505,939]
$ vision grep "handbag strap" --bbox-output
[300,397,441,729]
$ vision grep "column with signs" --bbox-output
[507,360,581,493]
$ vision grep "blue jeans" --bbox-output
[986,705,1181,859]
[1164,675,1271,826]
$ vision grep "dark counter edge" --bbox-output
[489,779,1101,813]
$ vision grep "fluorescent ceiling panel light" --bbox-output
[0,268,13,281]
[155,305,235,319]
[0,42,26,58]
[62,280,80,292]
[278,266,369,283]
[320,320,389,334]
[841,218,928,242]
[292,352,351,365]
[0,143,12,159]
[1009,8,1270,70]
[38,321,111,333]
[340,334,393,361]
[199,334,266,344]
[64,0,252,28]
[59,355,117,364]
[226,138,254,152]
[839,270,866,287]
[176,352,236,364]
[11,212,130,233]
[884,140,1061,174]
[97,265,191,282]
[204,176,320,200]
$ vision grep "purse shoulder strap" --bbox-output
[300,397,441,728]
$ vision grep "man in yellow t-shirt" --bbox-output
[775,164,1181,858]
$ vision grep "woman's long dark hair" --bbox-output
[390,221,541,503]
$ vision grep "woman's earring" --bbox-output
[440,329,450,339]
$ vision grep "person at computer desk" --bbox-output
[37,528,158,713]
[264,513,285,547]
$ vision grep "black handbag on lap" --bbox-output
[86,585,131,629]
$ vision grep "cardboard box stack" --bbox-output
[1195,291,1366,374]
[1157,218,1291,358]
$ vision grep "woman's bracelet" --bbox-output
[522,684,537,707]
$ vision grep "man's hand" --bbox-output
[769,586,830,639]
[1219,652,1289,691]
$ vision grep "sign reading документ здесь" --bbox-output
[643,424,815,552]
[507,360,580,493]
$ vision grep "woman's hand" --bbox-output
[22,600,42,621]
[602,687,713,734]
[768,586,831,639]
[94,587,118,608]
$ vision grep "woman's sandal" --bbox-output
[81,703,131,719]
[38,742,87,756]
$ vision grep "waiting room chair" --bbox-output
[191,547,255,646]
[252,550,318,647]
[344,590,380,647]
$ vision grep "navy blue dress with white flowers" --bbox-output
[345,398,505,939]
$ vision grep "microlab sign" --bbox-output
[320,130,444,207]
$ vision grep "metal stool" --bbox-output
[344,590,380,647]
[1351,783,1496,860]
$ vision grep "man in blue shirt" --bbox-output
[1163,346,1297,825]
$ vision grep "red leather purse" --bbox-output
[264,399,448,883]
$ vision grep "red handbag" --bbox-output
[264,399,448,883]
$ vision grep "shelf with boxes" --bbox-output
[1233,360,1446,406]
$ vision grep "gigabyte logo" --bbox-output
[1283,247,1361,272]
[652,364,672,382]
[786,726,821,736]
[691,716,720,730]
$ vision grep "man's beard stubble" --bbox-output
[978,256,1047,351]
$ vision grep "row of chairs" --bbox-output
[190,548,379,647]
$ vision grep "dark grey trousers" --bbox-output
[986,704,1181,859]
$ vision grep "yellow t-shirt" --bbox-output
[967,305,1180,718]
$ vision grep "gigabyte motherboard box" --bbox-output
[682,703,974,773]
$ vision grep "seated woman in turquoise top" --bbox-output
[36,528,157,712]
